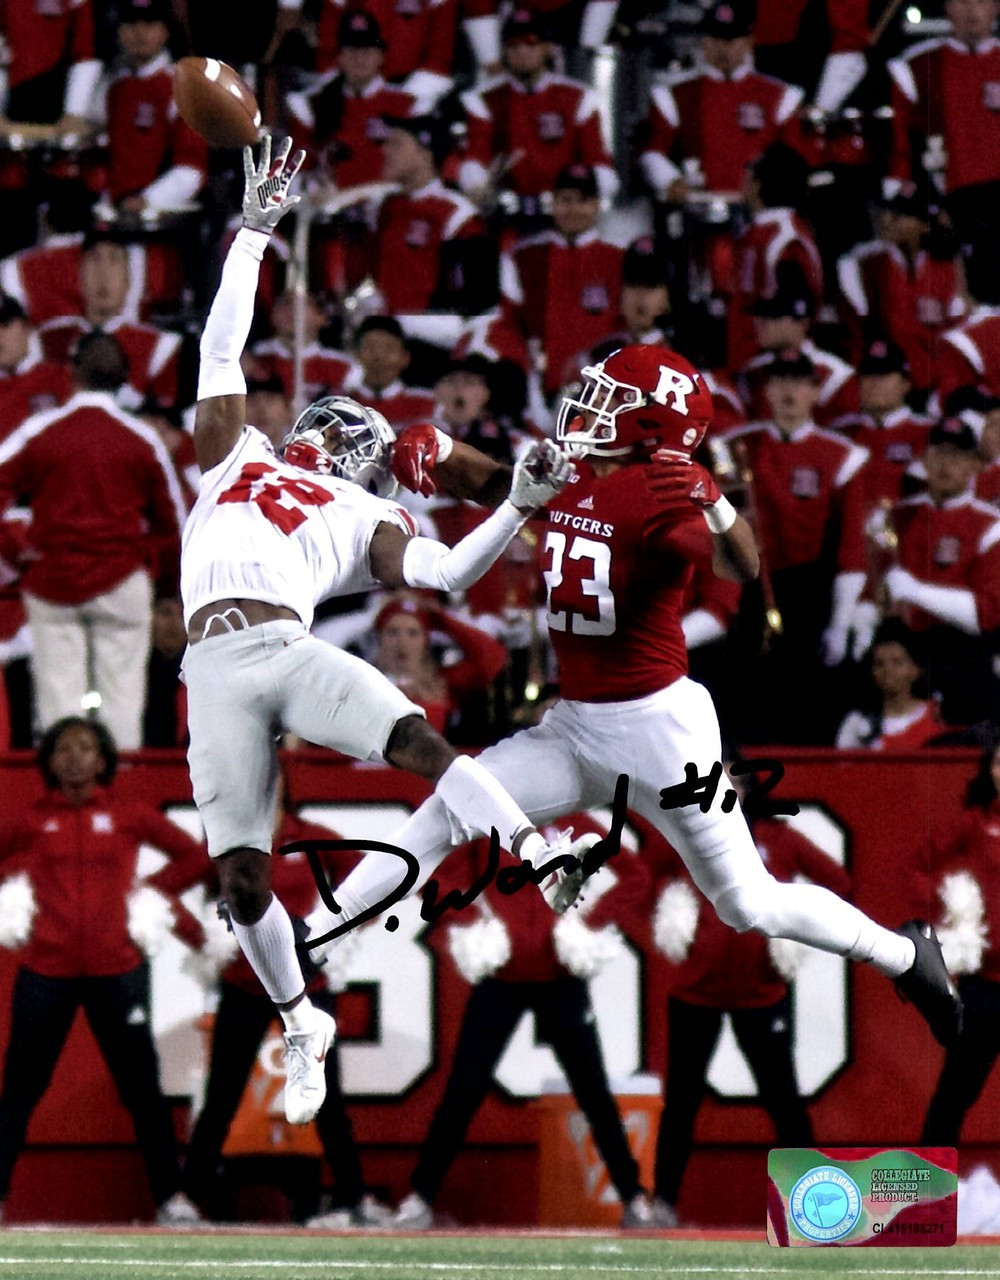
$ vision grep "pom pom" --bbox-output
[127,884,177,959]
[0,873,36,950]
[767,936,811,982]
[447,915,511,984]
[937,870,988,976]
[181,900,240,989]
[654,879,700,962]
[553,913,623,978]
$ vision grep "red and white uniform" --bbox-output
[889,37,1000,195]
[286,73,416,190]
[0,390,185,606]
[340,370,436,431]
[722,420,869,574]
[937,308,1000,405]
[500,229,623,395]
[639,62,803,196]
[460,73,618,201]
[754,0,867,57]
[0,0,96,97]
[646,818,851,1007]
[727,209,824,367]
[180,426,416,630]
[452,308,529,369]
[0,786,203,979]
[366,180,486,314]
[87,52,207,208]
[39,315,182,409]
[736,340,859,426]
[249,337,355,404]
[876,491,1000,633]
[702,369,747,437]
[0,236,181,326]
[0,334,73,442]
[316,0,458,84]
[831,407,932,511]
[836,700,944,751]
[837,241,967,392]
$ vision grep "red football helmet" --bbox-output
[556,345,714,460]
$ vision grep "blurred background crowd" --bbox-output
[0,0,997,756]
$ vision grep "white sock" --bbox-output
[230,894,309,1010]
[434,755,534,851]
[281,999,319,1035]
[305,795,454,944]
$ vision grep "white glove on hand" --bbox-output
[885,566,920,605]
[508,439,575,512]
[820,623,849,667]
[850,601,879,661]
[242,132,306,233]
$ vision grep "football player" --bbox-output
[306,343,963,1051]
[181,133,589,1130]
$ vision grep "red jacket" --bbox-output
[832,408,932,511]
[367,181,486,314]
[461,72,616,201]
[288,73,416,190]
[39,316,182,410]
[640,63,803,196]
[647,818,852,1008]
[316,0,458,82]
[938,308,1000,405]
[890,37,1000,194]
[912,799,1000,983]
[737,340,859,427]
[0,0,95,92]
[837,241,967,392]
[723,420,869,574]
[0,391,186,604]
[341,371,436,431]
[0,787,205,978]
[501,229,623,395]
[250,338,354,405]
[99,55,207,204]
[754,0,867,55]
[0,338,74,443]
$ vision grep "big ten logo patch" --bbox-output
[706,805,849,1099]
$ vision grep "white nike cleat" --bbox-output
[283,1009,337,1124]
[536,831,603,914]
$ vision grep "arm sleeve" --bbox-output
[197,227,270,401]
[402,500,526,591]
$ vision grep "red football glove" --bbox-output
[647,456,722,512]
[391,423,441,497]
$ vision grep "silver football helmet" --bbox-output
[281,396,397,497]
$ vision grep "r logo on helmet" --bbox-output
[652,365,695,415]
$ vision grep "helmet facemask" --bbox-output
[282,397,398,498]
[556,362,649,458]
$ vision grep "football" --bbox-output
[173,57,261,149]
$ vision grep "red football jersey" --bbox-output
[723,420,869,573]
[537,459,717,701]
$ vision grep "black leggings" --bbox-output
[184,983,364,1209]
[0,965,180,1205]
[921,974,1000,1146]
[411,976,641,1206]
[654,994,814,1205]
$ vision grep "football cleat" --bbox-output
[283,1008,337,1124]
[535,831,603,915]
[894,919,963,1048]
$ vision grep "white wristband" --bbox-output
[434,428,454,463]
[703,496,737,535]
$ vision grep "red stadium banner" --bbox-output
[0,749,994,1227]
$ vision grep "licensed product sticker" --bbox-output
[767,1147,957,1247]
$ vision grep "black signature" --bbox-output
[280,760,797,949]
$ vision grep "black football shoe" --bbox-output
[894,920,963,1048]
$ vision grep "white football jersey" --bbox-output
[180,427,415,629]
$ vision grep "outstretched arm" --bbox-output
[194,133,305,473]
[391,425,514,508]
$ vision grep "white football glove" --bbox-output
[242,132,306,233]
[508,440,575,512]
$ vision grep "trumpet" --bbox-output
[706,436,783,649]
[865,497,903,622]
